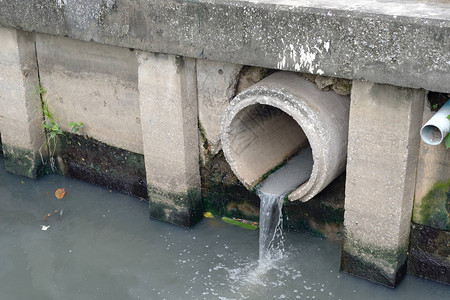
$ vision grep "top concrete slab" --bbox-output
[245,0,450,21]
[1,0,449,92]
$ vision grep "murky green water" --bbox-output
[0,157,448,300]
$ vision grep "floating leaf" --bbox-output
[55,188,66,199]
[203,212,214,218]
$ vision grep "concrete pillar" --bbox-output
[0,28,47,178]
[137,52,202,227]
[341,81,425,287]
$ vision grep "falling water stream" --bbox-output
[257,146,313,261]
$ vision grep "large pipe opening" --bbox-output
[228,104,310,188]
[221,72,350,201]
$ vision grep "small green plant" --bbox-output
[36,84,84,171]
[432,103,439,110]
[42,100,63,139]
[69,121,85,133]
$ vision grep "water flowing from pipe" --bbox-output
[257,145,314,261]
[257,191,285,261]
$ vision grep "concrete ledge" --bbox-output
[0,1,449,93]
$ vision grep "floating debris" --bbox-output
[55,188,66,199]
[222,217,258,230]
[41,225,50,231]
[203,212,214,218]
[43,213,51,222]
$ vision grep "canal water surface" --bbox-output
[0,157,448,300]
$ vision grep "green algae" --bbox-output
[57,132,147,199]
[341,232,409,287]
[148,186,203,227]
[418,180,450,230]
[2,144,50,178]
[221,216,258,230]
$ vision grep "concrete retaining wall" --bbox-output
[0,0,449,93]
[0,0,449,288]
[36,34,142,154]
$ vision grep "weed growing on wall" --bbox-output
[36,84,84,171]
[68,121,85,133]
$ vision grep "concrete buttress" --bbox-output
[0,28,47,178]
[137,52,202,227]
[340,81,426,287]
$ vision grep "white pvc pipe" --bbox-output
[420,100,450,145]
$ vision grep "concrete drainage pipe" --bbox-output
[220,72,350,201]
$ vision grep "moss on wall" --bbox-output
[148,186,203,227]
[56,132,148,199]
[283,173,345,239]
[415,180,450,230]
[408,223,450,285]
[201,150,261,221]
[341,239,408,287]
[2,144,50,178]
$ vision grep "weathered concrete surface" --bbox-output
[36,34,142,154]
[302,74,353,96]
[197,59,242,159]
[0,1,449,93]
[408,223,450,285]
[236,66,270,95]
[413,101,450,230]
[56,133,147,199]
[284,173,346,240]
[221,72,350,202]
[201,150,261,222]
[137,52,202,227]
[341,81,426,287]
[0,28,47,178]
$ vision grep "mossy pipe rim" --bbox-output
[221,72,350,202]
